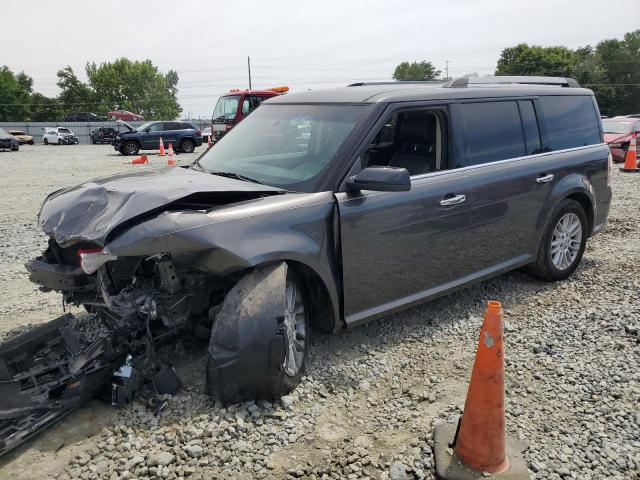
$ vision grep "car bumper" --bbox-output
[60,136,79,145]
[25,257,94,292]
[0,140,15,149]
[609,147,626,163]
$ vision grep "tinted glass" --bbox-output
[459,101,525,167]
[197,104,370,192]
[601,119,634,134]
[518,101,542,155]
[213,95,240,122]
[539,96,600,150]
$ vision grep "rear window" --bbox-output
[458,101,525,167]
[539,96,601,150]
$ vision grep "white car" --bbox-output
[43,127,79,145]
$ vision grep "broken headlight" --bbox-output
[78,248,118,274]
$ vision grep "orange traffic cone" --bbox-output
[620,134,638,172]
[159,137,166,156]
[123,154,148,165]
[166,143,176,166]
[207,134,213,148]
[433,301,528,480]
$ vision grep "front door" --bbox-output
[336,106,475,326]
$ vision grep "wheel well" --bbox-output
[566,192,594,235]
[287,261,336,334]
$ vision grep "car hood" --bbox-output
[604,133,630,143]
[39,166,286,247]
[116,120,135,132]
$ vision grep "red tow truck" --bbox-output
[211,86,289,141]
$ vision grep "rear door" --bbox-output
[452,99,547,270]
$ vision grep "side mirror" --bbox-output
[346,166,411,192]
[144,128,151,133]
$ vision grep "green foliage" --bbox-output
[0,66,33,121]
[495,31,640,116]
[29,93,62,122]
[56,66,96,112]
[85,58,181,119]
[393,61,441,81]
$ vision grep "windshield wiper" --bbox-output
[209,171,263,185]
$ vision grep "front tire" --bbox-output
[122,141,139,156]
[11,145,19,151]
[527,199,588,281]
[180,138,195,153]
[206,267,309,404]
[44,138,49,145]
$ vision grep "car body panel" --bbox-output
[8,131,34,144]
[113,121,203,153]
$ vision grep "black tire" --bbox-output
[11,145,19,152]
[180,138,195,154]
[206,268,309,404]
[29,140,34,145]
[44,138,48,145]
[526,199,588,281]
[122,141,139,156]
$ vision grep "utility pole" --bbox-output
[248,56,252,90]
[445,60,450,80]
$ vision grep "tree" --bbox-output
[393,61,441,81]
[86,58,181,119]
[0,66,33,121]
[29,93,62,122]
[56,66,96,115]
[495,44,578,77]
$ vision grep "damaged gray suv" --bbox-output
[25,76,612,406]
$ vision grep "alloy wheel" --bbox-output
[282,281,307,377]
[550,212,582,270]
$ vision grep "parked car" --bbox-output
[113,121,203,155]
[8,129,34,145]
[0,128,19,151]
[108,110,144,121]
[43,127,79,145]
[91,126,124,144]
[62,112,105,122]
[602,117,640,163]
[26,76,611,403]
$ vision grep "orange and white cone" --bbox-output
[207,134,213,148]
[159,137,166,156]
[433,301,528,479]
[620,134,638,172]
[123,154,148,165]
[166,143,176,166]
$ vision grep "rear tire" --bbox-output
[122,141,139,156]
[526,199,588,281]
[11,145,19,151]
[180,138,195,153]
[44,138,48,145]
[206,268,309,404]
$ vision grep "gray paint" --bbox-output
[32,82,613,331]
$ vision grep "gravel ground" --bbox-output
[0,145,638,480]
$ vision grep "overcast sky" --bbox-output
[2,0,638,118]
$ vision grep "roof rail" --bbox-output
[348,81,443,87]
[442,76,580,88]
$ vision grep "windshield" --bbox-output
[197,104,369,192]
[11,131,25,135]
[212,95,241,122]
[136,121,154,132]
[602,120,634,134]
[59,128,72,134]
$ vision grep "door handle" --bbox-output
[440,194,466,206]
[536,173,555,184]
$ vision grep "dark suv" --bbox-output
[26,76,611,403]
[62,112,105,122]
[113,121,203,155]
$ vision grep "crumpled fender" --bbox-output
[207,262,288,400]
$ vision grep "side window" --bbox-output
[148,123,165,132]
[458,101,525,168]
[361,109,445,176]
[241,96,262,116]
[539,96,600,150]
[518,100,542,155]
